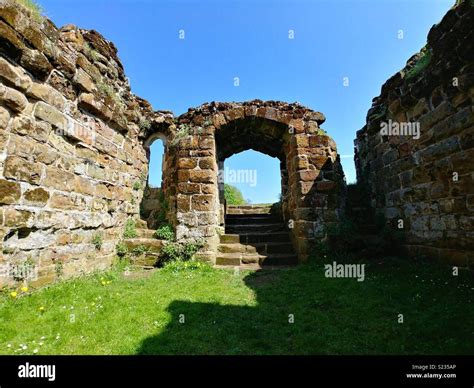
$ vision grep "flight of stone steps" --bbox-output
[217,205,298,268]
[123,219,164,268]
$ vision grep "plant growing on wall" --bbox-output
[116,242,129,257]
[159,240,204,264]
[133,181,142,191]
[123,219,137,239]
[155,224,174,241]
[92,234,103,250]
[16,0,43,22]
[169,123,192,148]
[405,46,432,80]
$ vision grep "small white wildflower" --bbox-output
[21,345,27,350]
[33,349,38,354]
[39,342,44,346]
[7,344,11,348]
[40,336,45,340]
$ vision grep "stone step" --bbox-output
[135,219,148,229]
[218,242,294,255]
[219,234,240,244]
[242,232,292,244]
[226,213,274,218]
[215,252,298,266]
[215,253,242,266]
[123,238,164,253]
[215,253,261,266]
[130,252,160,267]
[226,223,285,234]
[218,243,257,254]
[226,205,272,215]
[135,228,156,239]
[225,215,277,225]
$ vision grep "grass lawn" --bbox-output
[0,258,473,355]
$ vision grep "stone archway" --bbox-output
[140,118,175,229]
[165,100,345,263]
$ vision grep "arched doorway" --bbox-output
[141,133,170,229]
[169,100,345,263]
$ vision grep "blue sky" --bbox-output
[42,0,452,203]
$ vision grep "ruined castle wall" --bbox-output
[0,1,167,286]
[354,1,474,267]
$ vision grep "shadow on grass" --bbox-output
[137,259,474,355]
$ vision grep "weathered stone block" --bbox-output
[0,57,32,91]
[298,170,318,182]
[12,114,51,142]
[50,193,87,211]
[0,83,28,112]
[4,155,42,184]
[23,187,49,206]
[177,194,191,212]
[74,175,95,196]
[177,158,197,169]
[73,68,95,93]
[33,143,58,165]
[44,166,75,190]
[189,169,215,184]
[19,48,52,80]
[78,93,112,121]
[177,170,190,182]
[0,179,21,204]
[3,208,33,228]
[27,83,66,110]
[201,183,217,196]
[177,182,200,194]
[34,101,68,130]
[198,157,215,170]
[191,194,213,211]
[0,106,10,129]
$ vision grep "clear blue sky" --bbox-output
[42,0,452,203]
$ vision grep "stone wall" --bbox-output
[0,0,171,287]
[354,1,474,267]
[0,0,347,286]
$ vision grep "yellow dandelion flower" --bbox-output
[101,280,106,286]
[39,306,45,312]
[21,286,28,292]
[106,281,111,285]
[10,291,17,298]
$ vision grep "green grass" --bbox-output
[0,258,473,355]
